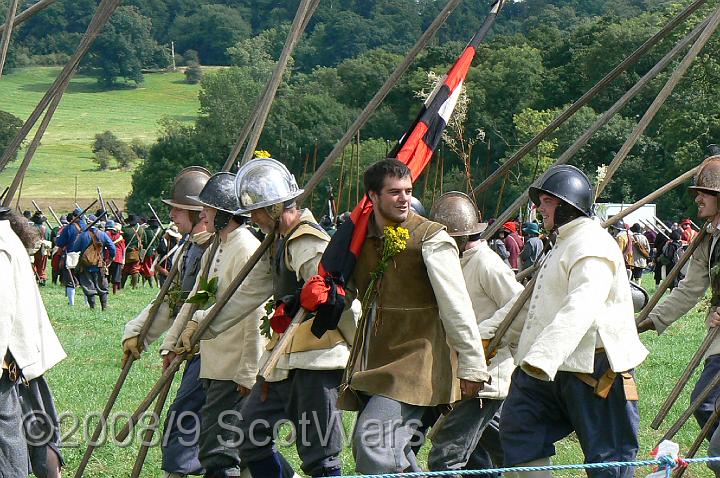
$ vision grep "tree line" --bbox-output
[2,0,717,220]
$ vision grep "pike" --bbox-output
[108,199,126,225]
[68,199,98,227]
[653,215,673,233]
[47,205,62,226]
[115,0,470,442]
[97,187,107,214]
[141,203,167,261]
[31,199,57,228]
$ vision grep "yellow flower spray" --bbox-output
[361,226,410,328]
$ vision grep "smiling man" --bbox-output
[339,159,489,474]
[490,165,647,478]
[641,153,720,477]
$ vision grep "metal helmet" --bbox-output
[234,158,303,217]
[429,191,486,237]
[688,155,720,195]
[188,172,239,214]
[630,281,649,313]
[162,166,211,211]
[410,196,427,218]
[529,165,594,217]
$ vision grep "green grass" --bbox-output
[40,271,718,477]
[0,67,201,204]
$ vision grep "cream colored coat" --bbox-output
[1,220,66,381]
[492,217,648,381]
[649,224,720,357]
[161,226,265,388]
[194,210,357,382]
[462,241,522,399]
[123,231,213,346]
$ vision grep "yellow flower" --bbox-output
[361,225,410,319]
[254,150,272,158]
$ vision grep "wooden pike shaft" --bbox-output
[0,0,19,78]
[258,309,308,380]
[0,0,57,35]
[658,364,720,441]
[653,216,673,233]
[97,187,107,213]
[672,407,720,478]
[129,378,173,478]
[74,242,189,477]
[47,205,62,226]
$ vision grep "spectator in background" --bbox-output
[630,223,650,284]
[520,222,543,272]
[653,229,670,286]
[501,222,523,270]
[680,218,697,245]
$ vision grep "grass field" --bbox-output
[0,67,201,207]
[39,272,718,477]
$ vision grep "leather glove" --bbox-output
[175,320,199,355]
[636,319,656,334]
[121,336,141,368]
[482,338,498,363]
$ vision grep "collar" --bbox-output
[556,216,592,240]
[191,230,213,245]
[706,221,720,237]
[280,208,317,239]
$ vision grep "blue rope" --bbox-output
[340,455,720,478]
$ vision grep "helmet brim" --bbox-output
[447,221,487,237]
[161,198,203,211]
[234,189,304,215]
[186,195,237,215]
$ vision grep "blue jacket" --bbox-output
[55,219,87,249]
[72,228,116,272]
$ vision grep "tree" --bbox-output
[83,6,169,87]
[185,63,203,84]
[169,4,251,65]
[0,110,23,162]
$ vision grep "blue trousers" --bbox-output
[162,354,206,475]
[500,355,639,478]
[691,354,720,434]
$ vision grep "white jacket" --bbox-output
[504,217,648,381]
[123,231,213,346]
[194,210,358,382]
[1,220,66,381]
[162,226,265,388]
[462,242,522,399]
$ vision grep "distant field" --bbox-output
[0,67,201,208]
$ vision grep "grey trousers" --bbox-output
[708,427,720,476]
[352,395,426,474]
[200,379,245,474]
[238,369,344,476]
[428,398,503,473]
[0,373,28,477]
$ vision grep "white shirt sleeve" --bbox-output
[521,256,614,380]
[423,232,489,383]
[0,251,14,363]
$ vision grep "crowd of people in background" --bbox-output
[21,207,182,311]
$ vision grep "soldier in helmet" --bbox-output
[164,172,268,477]
[121,166,213,478]
[426,191,524,475]
[176,157,355,478]
[640,152,720,477]
[485,165,648,478]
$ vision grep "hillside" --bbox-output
[0,67,200,211]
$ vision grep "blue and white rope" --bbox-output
[341,455,720,478]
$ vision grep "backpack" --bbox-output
[79,231,104,268]
[634,234,650,259]
[661,241,682,267]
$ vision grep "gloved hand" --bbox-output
[482,338,498,364]
[301,273,346,339]
[121,336,141,368]
[636,319,656,334]
[175,320,199,355]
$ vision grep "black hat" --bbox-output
[529,165,594,217]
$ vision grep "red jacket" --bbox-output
[106,230,126,264]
